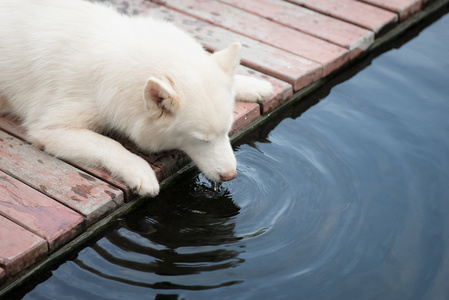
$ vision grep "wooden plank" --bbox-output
[72,164,133,200]
[0,131,123,224]
[0,216,47,276]
[360,0,422,21]
[153,0,349,77]
[288,0,398,34]
[219,0,374,52]
[231,102,261,136]
[0,171,85,251]
[150,5,323,91]
[0,115,134,199]
[236,65,293,115]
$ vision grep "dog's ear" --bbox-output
[143,77,179,114]
[212,42,241,76]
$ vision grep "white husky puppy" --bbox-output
[0,0,273,196]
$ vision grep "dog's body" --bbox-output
[0,0,273,195]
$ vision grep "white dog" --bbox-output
[0,0,273,196]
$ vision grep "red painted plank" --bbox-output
[231,102,261,136]
[153,6,322,90]
[360,0,422,21]
[288,0,398,34]
[0,115,161,201]
[153,0,349,76]
[219,0,374,52]
[0,216,47,276]
[0,131,123,224]
[73,164,133,200]
[0,171,85,251]
[103,0,322,91]
[0,115,135,199]
[236,66,293,115]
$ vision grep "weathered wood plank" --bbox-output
[360,0,422,21]
[0,131,123,224]
[231,102,261,136]
[153,0,349,77]
[0,171,85,251]
[0,115,134,199]
[219,0,374,56]
[288,0,398,34]
[72,165,133,200]
[0,216,48,276]
[0,115,157,201]
[154,6,322,90]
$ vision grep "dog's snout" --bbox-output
[219,170,238,181]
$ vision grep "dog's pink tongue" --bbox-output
[219,170,238,181]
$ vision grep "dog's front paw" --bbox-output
[234,75,274,102]
[130,169,160,197]
[116,156,160,197]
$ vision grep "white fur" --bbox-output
[234,75,275,102]
[0,0,273,196]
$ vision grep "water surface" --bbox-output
[21,12,449,300]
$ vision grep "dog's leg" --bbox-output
[30,128,160,196]
[234,75,274,102]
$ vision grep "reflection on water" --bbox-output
[73,177,245,291]
[21,12,449,300]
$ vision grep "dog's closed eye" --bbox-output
[191,132,211,143]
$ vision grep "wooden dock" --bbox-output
[0,0,447,289]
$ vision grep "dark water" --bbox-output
[20,12,449,300]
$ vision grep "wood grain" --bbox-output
[0,171,85,251]
[0,216,47,276]
[0,131,123,224]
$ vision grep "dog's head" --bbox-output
[140,43,242,182]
